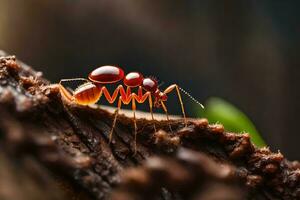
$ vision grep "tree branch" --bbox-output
[0,51,299,200]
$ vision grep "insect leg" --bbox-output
[163,84,187,127]
[100,85,126,104]
[137,87,156,132]
[160,101,173,132]
[148,94,156,132]
[59,78,89,84]
[109,96,123,143]
[58,78,90,103]
[58,83,75,103]
[106,86,130,144]
[131,97,138,154]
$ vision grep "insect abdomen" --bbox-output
[74,82,101,105]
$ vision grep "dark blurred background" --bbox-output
[0,1,299,159]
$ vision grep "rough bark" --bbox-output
[0,51,299,200]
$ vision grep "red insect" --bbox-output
[58,65,203,153]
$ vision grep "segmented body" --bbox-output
[58,65,188,154]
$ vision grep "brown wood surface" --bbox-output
[0,51,299,200]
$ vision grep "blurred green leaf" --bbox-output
[196,97,266,147]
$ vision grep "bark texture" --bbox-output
[0,51,299,200]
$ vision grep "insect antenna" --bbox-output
[179,87,205,109]
[59,78,89,84]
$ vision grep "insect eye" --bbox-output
[142,78,158,92]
